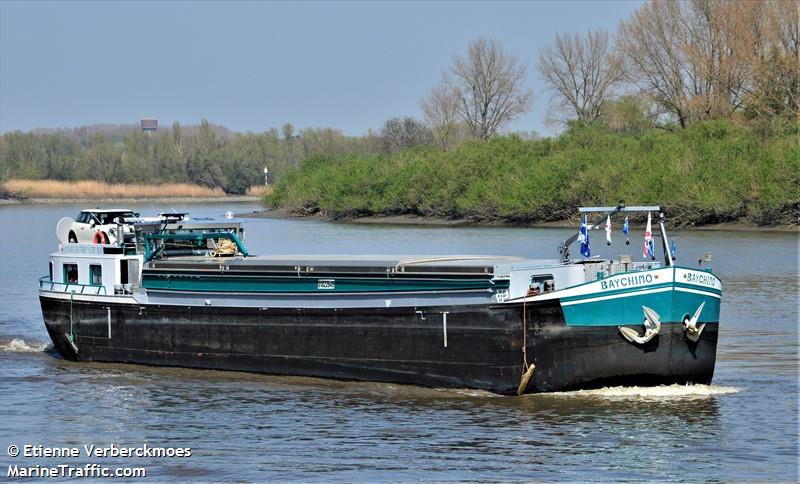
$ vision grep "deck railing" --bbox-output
[583,261,664,282]
[38,276,107,295]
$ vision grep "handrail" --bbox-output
[579,205,661,212]
[38,276,107,295]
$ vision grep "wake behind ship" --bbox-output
[39,205,721,395]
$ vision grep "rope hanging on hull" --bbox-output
[66,292,78,354]
[517,297,535,395]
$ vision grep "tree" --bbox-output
[172,121,184,172]
[538,30,623,124]
[745,0,800,118]
[186,118,226,188]
[420,82,460,150]
[282,123,295,141]
[281,122,302,167]
[378,117,433,154]
[616,0,796,127]
[616,0,694,127]
[448,37,533,140]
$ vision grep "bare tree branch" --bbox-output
[538,30,624,124]
[447,37,533,140]
[420,82,460,150]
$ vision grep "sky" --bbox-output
[0,0,642,136]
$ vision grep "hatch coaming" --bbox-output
[144,254,521,276]
[140,254,522,294]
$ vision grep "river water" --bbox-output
[0,202,797,481]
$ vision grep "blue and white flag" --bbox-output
[605,215,612,246]
[671,238,677,260]
[623,216,630,245]
[643,212,655,260]
[578,214,591,257]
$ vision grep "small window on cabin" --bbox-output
[48,262,53,281]
[89,265,102,286]
[63,264,78,284]
[528,274,555,296]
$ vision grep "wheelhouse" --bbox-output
[42,244,142,295]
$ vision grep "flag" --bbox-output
[671,238,677,260]
[605,215,612,246]
[578,214,590,257]
[643,212,655,260]
[623,216,630,245]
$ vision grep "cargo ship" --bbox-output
[39,205,721,395]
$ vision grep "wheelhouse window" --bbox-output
[89,265,103,286]
[528,274,555,296]
[63,264,78,284]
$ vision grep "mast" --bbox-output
[658,214,674,266]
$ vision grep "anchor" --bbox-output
[619,306,661,345]
[682,302,706,342]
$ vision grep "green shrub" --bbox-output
[264,120,799,226]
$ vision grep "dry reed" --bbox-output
[245,185,273,197]
[3,179,228,199]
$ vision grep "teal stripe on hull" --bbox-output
[562,287,720,326]
[560,282,674,303]
[142,275,507,293]
[562,290,673,326]
[672,290,721,323]
[674,282,722,296]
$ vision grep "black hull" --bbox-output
[40,296,717,395]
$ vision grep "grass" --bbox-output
[2,179,229,199]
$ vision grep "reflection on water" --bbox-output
[0,203,797,480]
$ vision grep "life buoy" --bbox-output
[92,231,108,244]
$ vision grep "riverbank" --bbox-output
[239,208,798,232]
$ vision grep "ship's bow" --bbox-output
[525,266,721,392]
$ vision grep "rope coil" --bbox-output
[210,239,238,257]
